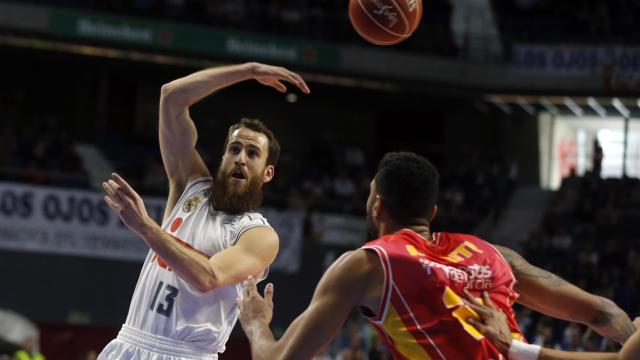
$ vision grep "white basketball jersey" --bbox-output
[124,177,270,354]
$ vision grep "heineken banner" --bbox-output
[0,2,339,69]
[0,182,303,273]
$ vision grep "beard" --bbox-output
[208,167,264,215]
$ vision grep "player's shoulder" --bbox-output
[326,249,382,283]
[231,211,270,227]
[223,211,272,245]
[439,231,494,248]
[178,176,213,201]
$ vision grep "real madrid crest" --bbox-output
[182,195,202,213]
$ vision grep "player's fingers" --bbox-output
[463,288,481,305]
[104,196,122,213]
[264,283,274,306]
[112,173,138,198]
[272,80,287,93]
[243,275,258,295]
[482,291,496,309]
[102,181,118,199]
[467,317,487,333]
[463,299,491,318]
[107,179,124,198]
[286,71,310,94]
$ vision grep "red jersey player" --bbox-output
[238,151,522,359]
[237,151,634,359]
[362,229,523,359]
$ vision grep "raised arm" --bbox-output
[495,245,636,344]
[159,63,309,219]
[238,249,380,360]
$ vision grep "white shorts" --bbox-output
[98,325,218,360]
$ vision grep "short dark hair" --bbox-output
[224,118,280,166]
[375,152,439,224]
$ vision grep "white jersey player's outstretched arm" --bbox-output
[159,62,309,220]
[238,250,382,360]
[495,245,636,344]
[103,173,279,292]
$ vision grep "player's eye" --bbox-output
[229,145,241,154]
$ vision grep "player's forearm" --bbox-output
[138,221,221,292]
[498,246,635,344]
[160,63,255,109]
[243,321,282,360]
[587,297,636,344]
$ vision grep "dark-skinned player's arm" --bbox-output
[103,173,279,292]
[495,245,636,344]
[463,290,640,360]
[159,62,309,222]
[238,249,379,360]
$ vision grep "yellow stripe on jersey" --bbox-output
[406,244,426,257]
[381,305,433,360]
[442,287,485,340]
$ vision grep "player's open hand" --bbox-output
[462,289,513,355]
[247,62,310,94]
[238,275,274,330]
[102,172,153,236]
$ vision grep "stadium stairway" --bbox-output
[486,186,553,252]
[74,143,114,190]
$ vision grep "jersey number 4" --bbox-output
[150,281,179,317]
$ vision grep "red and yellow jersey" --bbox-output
[362,229,524,360]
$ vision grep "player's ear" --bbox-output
[262,165,275,183]
[429,205,438,222]
[375,196,387,221]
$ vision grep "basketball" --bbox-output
[348,0,423,45]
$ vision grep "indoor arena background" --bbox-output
[1,0,639,359]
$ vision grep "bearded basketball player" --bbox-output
[97,62,310,360]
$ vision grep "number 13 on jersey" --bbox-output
[150,281,179,317]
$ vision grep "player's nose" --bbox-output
[234,150,247,165]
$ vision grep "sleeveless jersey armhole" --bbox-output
[231,216,272,283]
[361,245,393,325]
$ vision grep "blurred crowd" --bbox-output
[0,91,89,189]
[512,172,640,353]
[496,0,640,46]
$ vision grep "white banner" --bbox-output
[311,213,367,247]
[0,182,303,273]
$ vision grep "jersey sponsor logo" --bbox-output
[444,241,483,263]
[182,195,202,213]
[420,258,469,283]
[465,264,493,290]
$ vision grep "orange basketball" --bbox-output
[349,0,423,45]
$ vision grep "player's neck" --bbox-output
[381,221,432,241]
